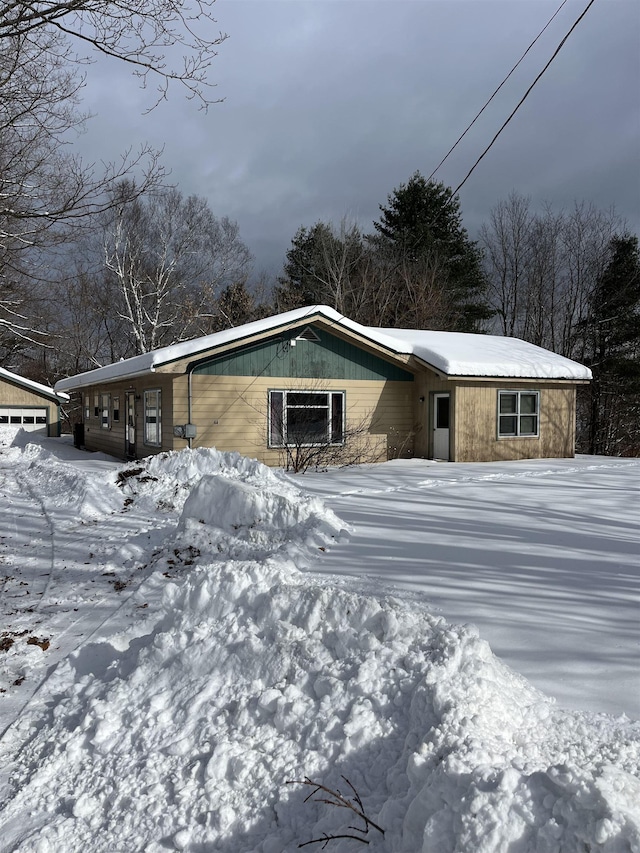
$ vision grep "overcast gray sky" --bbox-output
[79,0,640,277]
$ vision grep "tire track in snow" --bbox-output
[15,471,57,613]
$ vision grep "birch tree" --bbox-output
[1,0,226,360]
[102,185,252,354]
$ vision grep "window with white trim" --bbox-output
[498,390,539,437]
[268,390,344,447]
[113,396,120,422]
[100,393,111,429]
[144,389,162,446]
[84,395,90,421]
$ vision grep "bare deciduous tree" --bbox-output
[479,192,534,338]
[0,26,165,360]
[101,184,252,354]
[1,0,226,361]
[481,194,623,358]
[0,0,228,110]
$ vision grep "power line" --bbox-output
[428,0,571,183]
[451,0,598,197]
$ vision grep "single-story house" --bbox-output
[0,367,69,437]
[54,305,592,465]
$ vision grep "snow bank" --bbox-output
[1,559,638,852]
[0,446,638,852]
[178,473,345,562]
[117,447,294,513]
[0,425,27,448]
[1,431,123,521]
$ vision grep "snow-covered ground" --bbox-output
[0,430,638,852]
[297,457,640,718]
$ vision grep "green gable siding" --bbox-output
[192,327,414,381]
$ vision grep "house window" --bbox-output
[100,393,111,429]
[268,390,345,447]
[144,389,162,446]
[84,395,90,420]
[113,396,120,422]
[94,393,99,418]
[498,391,539,437]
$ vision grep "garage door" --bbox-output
[0,408,48,433]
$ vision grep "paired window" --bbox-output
[498,391,539,437]
[143,389,162,446]
[268,390,344,447]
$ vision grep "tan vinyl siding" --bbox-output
[453,382,577,462]
[79,375,175,459]
[0,377,62,436]
[172,374,415,465]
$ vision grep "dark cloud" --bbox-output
[78,0,640,275]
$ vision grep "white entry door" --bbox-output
[433,393,450,460]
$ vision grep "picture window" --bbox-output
[268,390,345,447]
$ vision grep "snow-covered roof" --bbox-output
[0,367,70,402]
[54,305,592,391]
[371,328,593,380]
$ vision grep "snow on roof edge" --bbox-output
[54,306,402,391]
[1,367,70,401]
[54,306,592,390]
[371,327,593,381]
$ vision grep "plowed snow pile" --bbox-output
[0,436,638,852]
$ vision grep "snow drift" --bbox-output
[0,438,638,852]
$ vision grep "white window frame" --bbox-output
[84,395,90,421]
[268,390,345,447]
[143,389,162,447]
[498,390,540,438]
[113,395,120,422]
[100,393,111,430]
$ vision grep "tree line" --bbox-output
[5,170,638,457]
[1,3,637,456]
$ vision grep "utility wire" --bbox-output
[451,0,598,197]
[428,0,571,182]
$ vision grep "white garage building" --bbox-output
[0,368,68,436]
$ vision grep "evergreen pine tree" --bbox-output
[371,172,492,331]
[275,221,366,315]
[579,233,640,455]
[275,224,334,311]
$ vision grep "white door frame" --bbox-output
[432,392,451,461]
[125,390,137,459]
